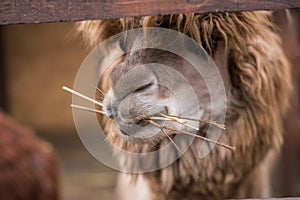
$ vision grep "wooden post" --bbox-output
[0,27,8,111]
[275,9,300,196]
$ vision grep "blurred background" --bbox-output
[0,22,118,200]
[0,9,299,199]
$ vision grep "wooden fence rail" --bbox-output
[1,0,300,25]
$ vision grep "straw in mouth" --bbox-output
[62,85,235,151]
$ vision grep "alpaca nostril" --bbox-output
[106,106,116,119]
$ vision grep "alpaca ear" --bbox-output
[212,42,232,94]
[204,42,231,119]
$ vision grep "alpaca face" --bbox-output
[103,58,170,137]
[102,44,212,140]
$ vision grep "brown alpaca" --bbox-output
[0,111,59,200]
[77,11,291,199]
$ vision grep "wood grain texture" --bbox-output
[0,28,8,111]
[1,0,300,25]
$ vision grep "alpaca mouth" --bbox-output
[115,113,164,137]
[135,119,151,127]
[117,106,169,127]
[117,116,150,127]
[118,114,157,126]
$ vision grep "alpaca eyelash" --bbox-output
[134,82,154,93]
[62,85,235,151]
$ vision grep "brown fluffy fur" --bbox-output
[77,11,291,199]
[0,111,59,200]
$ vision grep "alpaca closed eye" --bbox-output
[134,82,154,93]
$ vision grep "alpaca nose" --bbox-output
[106,105,117,119]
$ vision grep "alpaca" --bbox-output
[77,11,291,199]
[0,111,59,200]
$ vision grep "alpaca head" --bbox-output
[102,46,214,140]
[76,11,291,197]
